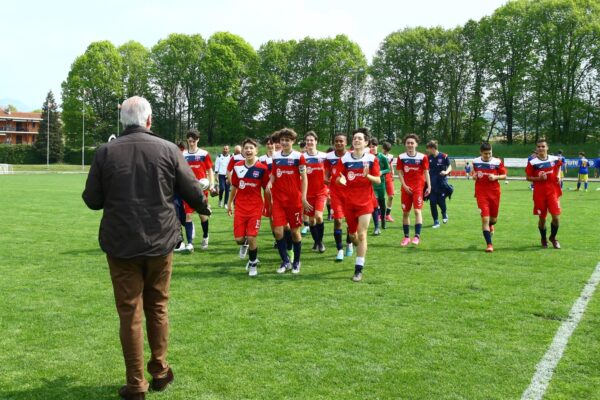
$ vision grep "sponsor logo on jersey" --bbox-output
[348,171,356,181]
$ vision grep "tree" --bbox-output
[34,91,63,163]
[62,41,124,147]
[119,41,151,99]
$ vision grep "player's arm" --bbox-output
[441,156,452,176]
[365,158,381,184]
[398,169,411,194]
[424,169,431,196]
[227,186,237,216]
[526,163,547,181]
[300,164,312,211]
[379,156,390,176]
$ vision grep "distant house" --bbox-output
[0,108,42,144]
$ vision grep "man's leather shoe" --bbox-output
[151,367,174,392]
[118,385,145,400]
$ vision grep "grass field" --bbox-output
[0,174,599,399]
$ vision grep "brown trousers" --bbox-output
[107,253,173,393]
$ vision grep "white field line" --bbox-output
[521,262,600,400]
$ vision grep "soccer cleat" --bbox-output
[291,261,301,274]
[432,222,440,229]
[173,242,186,253]
[318,243,326,253]
[541,239,548,249]
[400,237,410,247]
[411,236,420,245]
[345,243,354,257]
[248,263,258,277]
[218,200,223,208]
[185,243,194,253]
[312,242,318,251]
[352,272,363,282]
[224,204,228,211]
[385,215,394,222]
[239,244,249,259]
[200,237,209,250]
[301,226,310,235]
[550,238,561,249]
[276,262,291,274]
[442,216,448,224]
[485,244,494,253]
[373,228,381,236]
[335,249,344,262]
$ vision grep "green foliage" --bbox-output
[59,0,600,146]
[0,144,41,163]
[34,91,64,163]
[62,146,97,165]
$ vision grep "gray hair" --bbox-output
[120,96,152,128]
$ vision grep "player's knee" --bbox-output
[234,237,245,245]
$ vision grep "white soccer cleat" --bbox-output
[239,244,249,259]
[200,236,209,250]
[173,242,186,253]
[432,223,440,229]
[345,243,353,257]
[291,262,301,274]
[248,263,258,277]
[277,262,291,274]
[185,243,194,253]
[442,216,448,224]
[335,249,344,262]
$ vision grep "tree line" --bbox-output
[60,0,600,148]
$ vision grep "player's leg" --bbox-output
[218,175,226,206]
[313,199,326,253]
[401,190,412,246]
[352,213,371,282]
[584,174,589,191]
[199,214,210,249]
[385,174,395,222]
[439,192,448,223]
[576,174,582,191]
[272,204,292,272]
[288,207,304,273]
[184,211,195,252]
[245,215,261,276]
[372,194,381,235]
[429,191,440,227]
[412,191,424,244]
[377,195,387,230]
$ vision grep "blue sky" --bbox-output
[1,0,507,111]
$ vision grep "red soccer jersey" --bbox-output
[258,154,273,175]
[397,152,429,189]
[526,155,563,196]
[338,151,381,208]
[183,148,213,180]
[472,156,507,196]
[271,150,306,206]
[303,151,328,197]
[227,153,245,173]
[324,151,347,196]
[230,161,270,214]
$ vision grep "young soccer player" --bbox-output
[227,138,270,277]
[369,138,390,235]
[397,134,431,246]
[270,128,308,274]
[303,131,328,252]
[337,128,381,282]
[576,152,590,192]
[182,129,215,251]
[426,140,452,228]
[324,133,354,261]
[382,141,396,222]
[526,138,563,249]
[472,142,507,252]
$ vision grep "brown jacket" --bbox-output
[82,125,209,258]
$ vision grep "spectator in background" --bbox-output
[214,145,232,207]
[426,140,452,228]
[82,96,210,400]
[465,162,472,179]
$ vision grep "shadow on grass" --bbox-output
[60,248,104,256]
[0,378,115,400]
[172,262,351,282]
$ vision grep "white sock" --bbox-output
[356,256,365,266]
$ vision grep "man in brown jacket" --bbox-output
[82,96,209,400]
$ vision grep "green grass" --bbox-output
[0,175,599,399]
